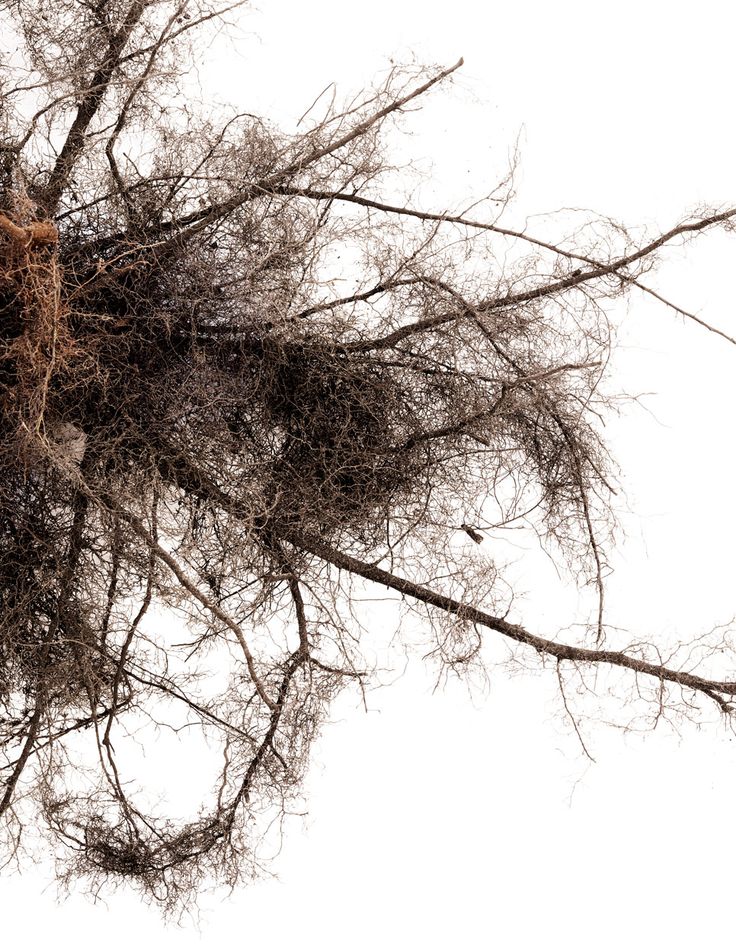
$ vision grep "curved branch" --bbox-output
[108,502,277,711]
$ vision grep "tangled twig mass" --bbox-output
[1,0,736,909]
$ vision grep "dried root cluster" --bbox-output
[0,156,610,901]
[1,0,733,911]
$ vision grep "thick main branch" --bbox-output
[36,0,149,214]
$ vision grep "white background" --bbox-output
[4,1,736,948]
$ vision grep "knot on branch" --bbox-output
[0,213,58,248]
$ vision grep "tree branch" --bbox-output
[289,529,736,710]
[36,0,149,213]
